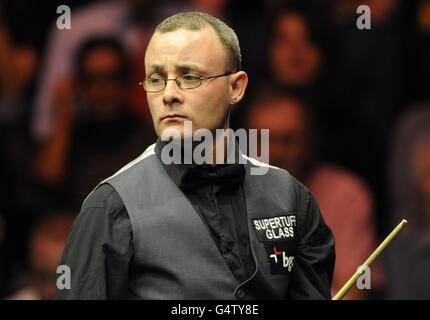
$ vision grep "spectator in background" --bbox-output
[0,23,38,129]
[388,106,430,226]
[413,0,430,101]
[0,21,39,209]
[247,92,383,299]
[266,9,322,93]
[31,0,188,143]
[262,4,327,102]
[5,213,74,300]
[384,105,430,299]
[325,0,406,236]
[233,4,326,130]
[0,20,43,293]
[32,37,155,212]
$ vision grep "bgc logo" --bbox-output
[269,246,294,273]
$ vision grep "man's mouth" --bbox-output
[161,114,187,121]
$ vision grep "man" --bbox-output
[56,12,335,300]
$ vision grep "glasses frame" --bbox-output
[138,72,233,92]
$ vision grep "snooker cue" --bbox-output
[332,219,408,300]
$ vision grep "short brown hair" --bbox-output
[155,11,241,72]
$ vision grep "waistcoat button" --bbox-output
[236,288,245,299]
[223,243,232,253]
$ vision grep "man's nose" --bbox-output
[163,79,183,106]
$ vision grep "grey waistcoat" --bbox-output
[103,143,303,299]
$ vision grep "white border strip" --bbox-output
[240,153,280,170]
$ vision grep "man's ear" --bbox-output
[229,71,248,104]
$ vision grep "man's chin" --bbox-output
[159,125,189,140]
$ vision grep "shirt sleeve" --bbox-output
[287,180,336,300]
[55,183,134,300]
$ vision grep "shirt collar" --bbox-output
[154,134,243,187]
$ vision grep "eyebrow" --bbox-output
[147,64,165,74]
[176,64,204,73]
[147,63,204,75]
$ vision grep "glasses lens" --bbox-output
[144,77,165,92]
[179,74,202,89]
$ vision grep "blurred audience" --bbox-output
[247,93,383,299]
[0,19,43,293]
[324,0,406,237]
[266,9,321,92]
[258,5,325,103]
[32,37,155,211]
[0,24,38,128]
[189,0,228,17]
[231,3,327,130]
[414,0,430,100]
[31,0,187,143]
[5,213,74,300]
[388,105,430,226]
[0,21,39,201]
[384,105,430,299]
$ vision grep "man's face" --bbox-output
[144,27,232,138]
[80,46,128,120]
[269,13,320,87]
[249,97,310,179]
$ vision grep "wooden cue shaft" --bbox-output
[332,219,407,300]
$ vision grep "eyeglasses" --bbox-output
[138,72,232,92]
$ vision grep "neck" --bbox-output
[161,128,237,166]
[210,130,230,165]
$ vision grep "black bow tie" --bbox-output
[179,164,245,192]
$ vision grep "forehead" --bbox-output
[250,98,306,133]
[275,13,308,39]
[145,27,227,72]
[83,47,120,70]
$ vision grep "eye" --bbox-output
[181,74,201,82]
[147,76,164,84]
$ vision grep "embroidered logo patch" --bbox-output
[252,214,297,274]
[252,215,297,242]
